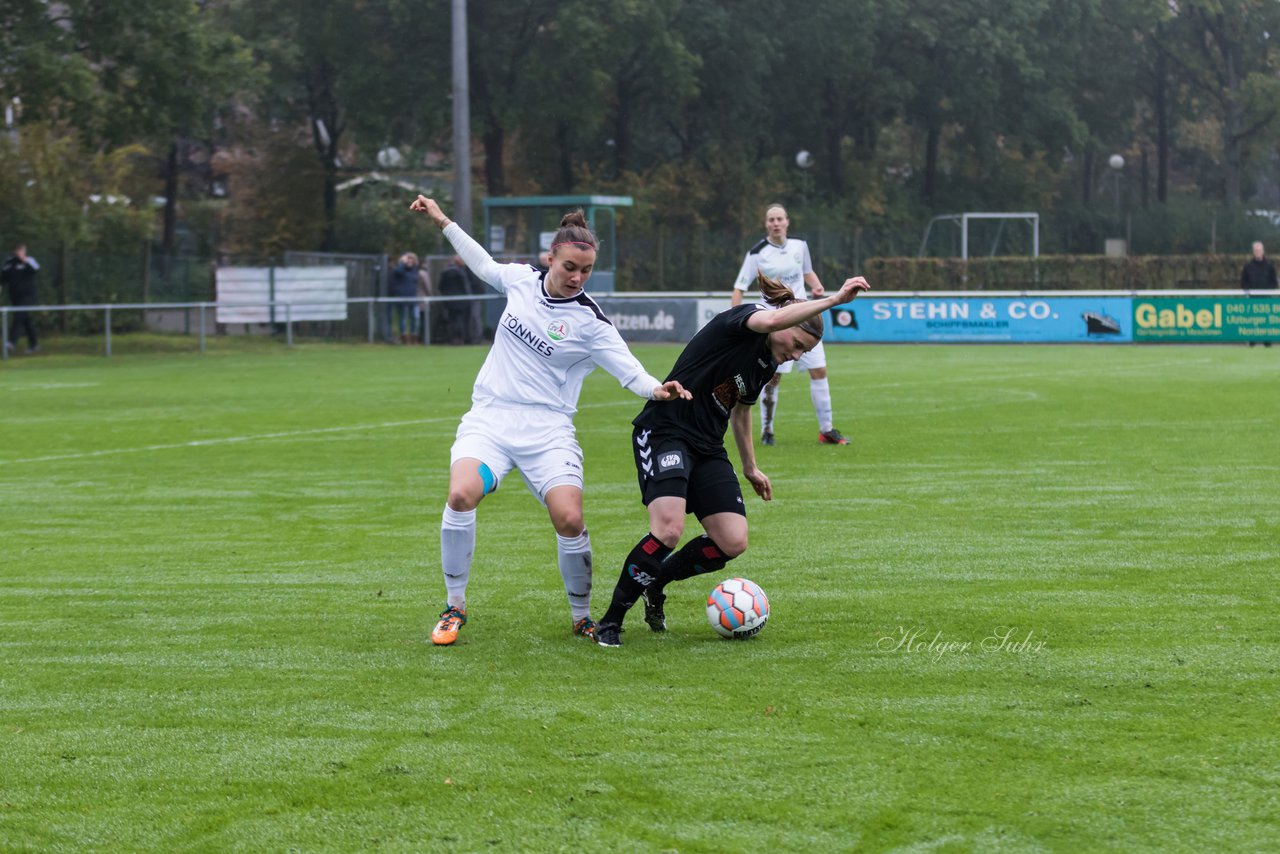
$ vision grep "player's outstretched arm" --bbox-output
[409,195,450,227]
[410,195,507,288]
[591,325,694,401]
[746,276,870,334]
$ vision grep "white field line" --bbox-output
[0,400,638,467]
[0,382,102,391]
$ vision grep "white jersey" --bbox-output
[733,237,812,300]
[443,223,660,416]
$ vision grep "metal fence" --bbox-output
[8,287,1268,361]
[0,295,504,361]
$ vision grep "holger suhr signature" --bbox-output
[876,626,1045,661]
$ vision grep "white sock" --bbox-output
[810,377,834,432]
[556,529,593,620]
[761,384,778,433]
[440,504,476,610]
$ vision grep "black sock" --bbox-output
[653,534,729,592]
[601,533,672,626]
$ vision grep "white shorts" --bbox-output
[775,340,827,374]
[450,405,584,502]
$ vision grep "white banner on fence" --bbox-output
[695,298,732,331]
[216,267,348,324]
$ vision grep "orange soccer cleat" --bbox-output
[431,605,468,645]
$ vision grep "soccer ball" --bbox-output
[706,577,770,639]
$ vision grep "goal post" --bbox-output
[918,212,1040,260]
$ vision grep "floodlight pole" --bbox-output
[451,0,472,232]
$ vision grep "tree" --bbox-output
[228,0,448,249]
[1155,0,1280,205]
[91,1,258,259]
[1,0,261,260]
[467,0,561,196]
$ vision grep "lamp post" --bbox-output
[1108,153,1124,217]
[451,0,471,232]
[1105,154,1129,256]
[795,149,815,207]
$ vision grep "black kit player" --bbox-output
[595,272,870,646]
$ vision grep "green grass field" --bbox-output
[2,338,1278,852]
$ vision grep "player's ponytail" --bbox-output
[758,272,795,308]
[757,271,824,340]
[551,209,599,254]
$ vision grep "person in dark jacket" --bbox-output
[1241,242,1277,290]
[1,243,40,355]
[388,252,421,344]
[1241,242,1277,347]
[436,254,474,345]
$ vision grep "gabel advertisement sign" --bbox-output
[1132,296,1280,343]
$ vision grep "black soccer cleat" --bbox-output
[641,588,667,632]
[819,428,850,445]
[761,430,775,446]
[595,622,622,647]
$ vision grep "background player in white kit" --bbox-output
[409,196,690,646]
[731,203,850,446]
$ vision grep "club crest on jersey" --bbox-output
[546,319,569,341]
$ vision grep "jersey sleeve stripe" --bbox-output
[572,293,612,325]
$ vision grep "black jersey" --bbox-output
[633,304,778,453]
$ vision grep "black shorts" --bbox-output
[632,426,745,520]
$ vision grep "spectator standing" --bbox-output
[388,252,421,344]
[1241,241,1277,348]
[437,254,473,345]
[1241,241,1277,290]
[1,243,41,356]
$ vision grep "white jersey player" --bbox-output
[409,196,689,647]
[731,203,850,446]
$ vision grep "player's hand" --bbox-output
[744,468,772,501]
[833,276,870,304]
[809,282,826,298]
[410,195,450,228]
[653,380,692,401]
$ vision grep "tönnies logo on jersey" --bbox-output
[502,312,555,357]
[659,452,682,471]
[546,319,569,341]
